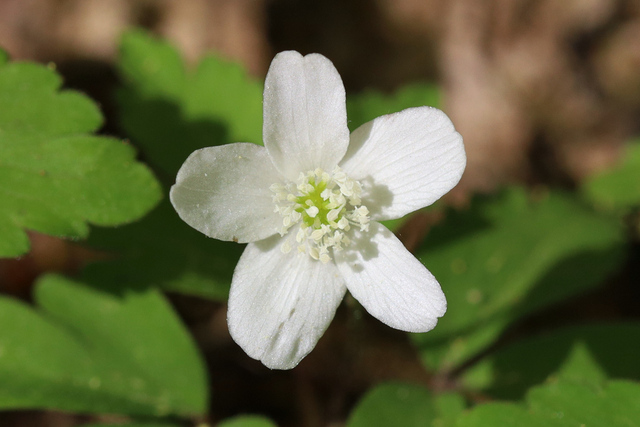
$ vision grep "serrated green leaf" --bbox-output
[412,188,625,372]
[461,323,640,398]
[347,383,465,427]
[0,275,207,416]
[83,198,241,301]
[217,415,278,427]
[583,141,640,210]
[347,83,441,131]
[457,380,640,427]
[0,59,161,258]
[117,30,262,179]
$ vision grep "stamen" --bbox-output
[270,166,370,263]
[281,240,292,254]
[306,206,319,218]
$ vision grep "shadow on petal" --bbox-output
[335,224,383,273]
[252,232,283,253]
[359,175,394,218]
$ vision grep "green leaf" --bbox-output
[83,198,242,301]
[0,49,8,65]
[583,141,640,210]
[0,59,162,258]
[347,383,435,427]
[412,188,625,372]
[458,380,640,427]
[0,274,207,416]
[347,83,441,131]
[432,393,467,427]
[89,33,250,300]
[462,323,640,398]
[456,403,544,427]
[217,415,278,427]
[117,30,262,178]
[527,380,640,426]
[346,382,465,427]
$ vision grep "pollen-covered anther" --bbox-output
[270,166,370,263]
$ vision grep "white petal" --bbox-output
[228,232,347,369]
[334,221,446,332]
[170,143,283,243]
[340,107,466,221]
[263,51,349,181]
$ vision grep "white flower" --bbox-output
[170,51,466,369]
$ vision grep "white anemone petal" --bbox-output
[263,51,349,181]
[228,232,347,369]
[340,107,466,221]
[335,221,446,332]
[170,143,282,243]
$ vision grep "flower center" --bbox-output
[270,167,370,263]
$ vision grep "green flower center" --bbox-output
[270,167,370,263]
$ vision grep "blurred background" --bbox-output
[0,0,639,426]
[1,0,639,190]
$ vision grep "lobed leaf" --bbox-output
[117,29,262,179]
[0,59,161,258]
[0,275,207,417]
[412,188,625,372]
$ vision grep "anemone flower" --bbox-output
[171,51,466,369]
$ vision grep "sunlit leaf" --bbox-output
[412,188,625,372]
[117,29,262,179]
[346,382,465,427]
[583,141,640,210]
[0,275,207,417]
[0,58,161,258]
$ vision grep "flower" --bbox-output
[170,51,466,369]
